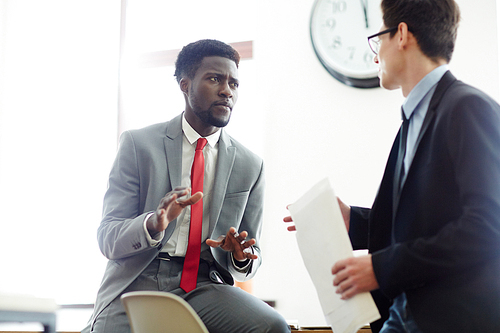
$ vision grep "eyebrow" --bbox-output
[206,72,239,83]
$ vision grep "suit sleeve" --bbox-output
[372,89,500,298]
[225,160,265,282]
[349,206,371,250]
[97,131,156,260]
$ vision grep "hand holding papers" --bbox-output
[287,178,380,333]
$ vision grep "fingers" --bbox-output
[177,191,203,207]
[332,260,353,300]
[205,235,225,248]
[283,215,297,231]
[335,280,358,300]
[331,256,378,300]
[332,263,347,286]
[207,227,257,260]
[230,229,256,248]
[158,188,188,209]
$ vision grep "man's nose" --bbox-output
[219,82,232,98]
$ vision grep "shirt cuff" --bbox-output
[230,247,253,272]
[143,212,164,247]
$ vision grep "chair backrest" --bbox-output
[121,291,209,333]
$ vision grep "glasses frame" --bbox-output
[367,27,398,55]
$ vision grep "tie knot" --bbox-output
[196,138,208,151]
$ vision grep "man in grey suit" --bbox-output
[83,39,290,333]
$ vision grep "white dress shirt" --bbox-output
[144,114,220,256]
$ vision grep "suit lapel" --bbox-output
[394,71,457,214]
[209,129,236,235]
[161,114,184,244]
[164,114,184,190]
[413,71,457,153]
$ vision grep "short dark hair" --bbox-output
[381,0,460,63]
[174,39,240,83]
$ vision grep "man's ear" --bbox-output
[397,22,410,50]
[180,78,190,96]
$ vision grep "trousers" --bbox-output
[380,293,423,333]
[84,256,290,333]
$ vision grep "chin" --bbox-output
[208,112,231,128]
[208,116,230,128]
[379,77,397,91]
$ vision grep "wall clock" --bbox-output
[310,0,383,88]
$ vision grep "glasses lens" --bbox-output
[369,37,380,55]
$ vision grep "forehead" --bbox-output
[194,56,238,79]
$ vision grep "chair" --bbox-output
[121,291,209,333]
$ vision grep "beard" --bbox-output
[189,89,232,127]
[193,107,231,128]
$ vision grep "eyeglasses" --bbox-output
[367,27,398,55]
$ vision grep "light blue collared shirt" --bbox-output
[401,65,449,184]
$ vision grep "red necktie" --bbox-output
[180,138,208,293]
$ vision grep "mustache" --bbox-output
[213,100,233,110]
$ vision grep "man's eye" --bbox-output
[210,77,220,82]
[231,82,239,88]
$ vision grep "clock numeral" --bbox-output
[323,18,336,31]
[328,0,347,13]
[348,47,356,60]
[364,51,374,65]
[331,36,342,49]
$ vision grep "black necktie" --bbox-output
[393,108,410,206]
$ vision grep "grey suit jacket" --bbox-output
[88,113,264,329]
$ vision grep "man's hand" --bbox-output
[331,254,379,300]
[146,186,203,235]
[283,197,351,232]
[206,227,258,261]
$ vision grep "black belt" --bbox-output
[157,252,185,262]
[157,251,213,265]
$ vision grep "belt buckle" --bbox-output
[157,253,171,261]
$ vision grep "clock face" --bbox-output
[310,0,383,88]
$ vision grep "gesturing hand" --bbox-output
[206,227,258,261]
[146,186,203,235]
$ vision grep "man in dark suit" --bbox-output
[83,39,290,333]
[285,0,500,332]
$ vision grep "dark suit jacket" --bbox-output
[349,72,500,333]
[86,113,265,331]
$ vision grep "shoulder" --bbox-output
[120,114,182,146]
[438,79,500,121]
[126,122,168,140]
[433,80,500,149]
[224,132,263,166]
[443,78,498,107]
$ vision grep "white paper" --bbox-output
[288,178,380,333]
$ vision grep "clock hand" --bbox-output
[360,0,369,28]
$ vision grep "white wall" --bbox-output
[251,0,499,326]
[0,0,119,304]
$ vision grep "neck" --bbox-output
[401,56,447,97]
[184,110,219,137]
